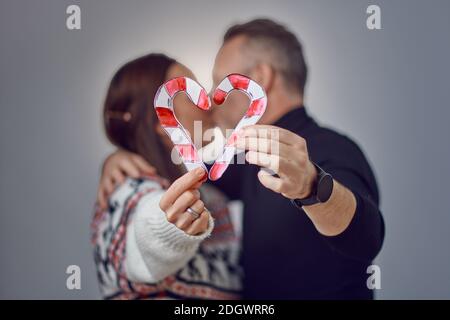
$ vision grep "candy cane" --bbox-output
[208,74,267,181]
[154,74,267,181]
[153,77,211,173]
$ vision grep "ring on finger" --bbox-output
[187,207,201,220]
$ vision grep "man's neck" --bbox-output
[261,91,303,125]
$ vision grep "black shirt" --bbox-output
[213,107,385,299]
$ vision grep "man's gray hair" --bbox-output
[224,18,308,94]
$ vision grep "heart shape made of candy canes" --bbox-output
[154,74,267,181]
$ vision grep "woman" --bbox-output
[91,53,241,299]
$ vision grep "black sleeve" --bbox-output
[314,134,385,263]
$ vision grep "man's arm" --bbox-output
[236,125,384,262]
[96,149,156,209]
[302,179,356,236]
[235,124,357,235]
[318,151,384,262]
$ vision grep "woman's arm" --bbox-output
[126,169,215,282]
[93,168,214,286]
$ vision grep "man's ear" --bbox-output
[251,63,275,93]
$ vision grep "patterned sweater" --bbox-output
[91,175,242,299]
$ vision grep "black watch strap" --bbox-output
[291,162,333,209]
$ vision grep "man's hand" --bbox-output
[97,149,156,209]
[235,124,357,236]
[159,168,211,236]
[235,125,317,200]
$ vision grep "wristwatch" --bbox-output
[291,161,334,208]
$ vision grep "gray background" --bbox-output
[1,0,449,299]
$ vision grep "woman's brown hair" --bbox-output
[103,53,183,182]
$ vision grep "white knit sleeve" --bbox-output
[125,188,214,283]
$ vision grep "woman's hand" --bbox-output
[159,167,210,236]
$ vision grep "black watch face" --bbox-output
[317,173,333,202]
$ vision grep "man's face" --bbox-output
[211,36,252,136]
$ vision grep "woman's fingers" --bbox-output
[190,198,205,215]
[185,210,210,236]
[165,190,200,223]
[159,168,206,211]
[159,167,209,235]
[175,199,204,230]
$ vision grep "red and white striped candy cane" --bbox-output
[209,74,267,181]
[153,77,211,173]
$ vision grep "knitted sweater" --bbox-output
[91,175,242,299]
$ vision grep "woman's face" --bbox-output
[156,63,214,150]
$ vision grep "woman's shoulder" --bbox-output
[126,174,170,191]
[96,175,169,220]
[111,175,169,201]
[91,175,169,241]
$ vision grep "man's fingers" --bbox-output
[257,169,286,194]
[240,125,306,148]
[103,177,115,195]
[235,136,290,156]
[97,188,107,210]
[245,151,281,173]
[160,168,205,210]
[119,159,140,178]
[111,169,125,186]
[131,154,156,174]
[245,150,296,179]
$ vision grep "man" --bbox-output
[98,19,384,299]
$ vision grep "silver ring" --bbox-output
[187,207,200,220]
